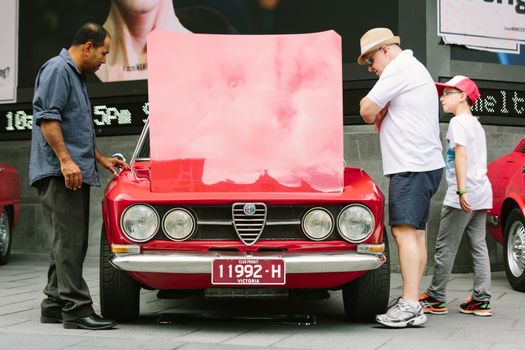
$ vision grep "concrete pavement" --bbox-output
[0,253,524,350]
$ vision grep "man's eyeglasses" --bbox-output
[442,90,462,97]
[364,48,381,67]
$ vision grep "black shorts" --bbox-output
[388,169,443,230]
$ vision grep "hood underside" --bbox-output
[147,30,343,193]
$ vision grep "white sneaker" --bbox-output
[376,298,427,328]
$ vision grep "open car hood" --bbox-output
[147,30,343,193]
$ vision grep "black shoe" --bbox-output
[63,313,117,330]
[459,296,492,317]
[41,310,63,324]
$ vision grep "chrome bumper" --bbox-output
[110,251,385,274]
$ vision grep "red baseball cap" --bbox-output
[435,75,481,103]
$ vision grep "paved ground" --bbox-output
[0,253,524,350]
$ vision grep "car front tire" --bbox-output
[504,209,525,292]
[342,231,390,321]
[100,226,141,321]
[0,208,12,265]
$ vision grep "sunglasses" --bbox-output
[364,48,382,67]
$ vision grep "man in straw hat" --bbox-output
[358,27,445,328]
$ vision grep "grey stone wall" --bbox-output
[0,135,138,259]
[1,124,523,274]
[345,124,524,273]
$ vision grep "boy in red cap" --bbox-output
[419,75,493,317]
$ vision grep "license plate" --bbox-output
[212,258,285,285]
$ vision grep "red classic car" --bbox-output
[0,163,21,265]
[100,30,389,322]
[487,136,525,291]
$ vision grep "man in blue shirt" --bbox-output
[29,23,127,330]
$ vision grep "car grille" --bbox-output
[232,202,267,245]
[152,204,344,244]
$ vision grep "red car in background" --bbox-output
[487,137,525,291]
[99,30,390,322]
[0,163,21,265]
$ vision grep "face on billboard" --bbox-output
[18,0,399,86]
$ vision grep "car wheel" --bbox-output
[503,209,525,292]
[0,208,12,265]
[342,230,390,322]
[100,226,141,321]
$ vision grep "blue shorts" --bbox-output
[388,169,443,230]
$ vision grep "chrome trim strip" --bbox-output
[110,251,385,274]
[266,220,301,226]
[196,220,300,226]
[197,220,232,226]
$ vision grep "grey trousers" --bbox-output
[36,177,95,321]
[427,206,492,302]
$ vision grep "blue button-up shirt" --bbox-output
[29,49,100,187]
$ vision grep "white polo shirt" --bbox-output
[366,50,445,175]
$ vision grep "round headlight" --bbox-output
[163,208,195,241]
[337,204,375,243]
[301,208,334,241]
[121,204,159,242]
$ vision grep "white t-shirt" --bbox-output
[366,50,445,175]
[443,114,492,210]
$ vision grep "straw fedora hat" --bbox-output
[357,28,400,65]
